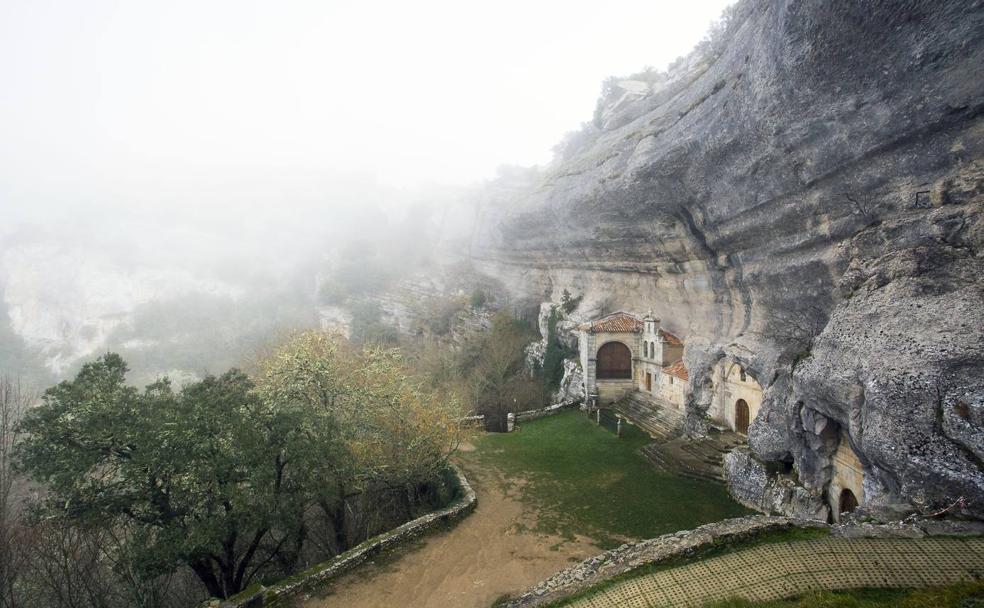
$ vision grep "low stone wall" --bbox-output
[515,399,579,423]
[460,400,578,433]
[503,516,826,607]
[461,414,486,427]
[206,465,477,608]
[503,513,984,607]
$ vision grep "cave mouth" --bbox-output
[839,488,859,515]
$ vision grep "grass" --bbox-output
[461,410,752,548]
[702,581,984,607]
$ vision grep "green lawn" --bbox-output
[461,410,752,548]
[702,582,984,608]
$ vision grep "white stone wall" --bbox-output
[708,360,764,432]
[658,373,687,410]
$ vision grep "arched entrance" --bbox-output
[735,399,750,434]
[597,342,632,379]
[839,488,859,515]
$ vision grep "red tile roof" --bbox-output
[663,360,689,381]
[660,329,683,346]
[585,312,644,333]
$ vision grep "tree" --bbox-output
[1,377,32,608]
[560,289,582,314]
[253,332,461,548]
[542,306,576,393]
[14,355,323,599]
[467,313,540,431]
[839,191,883,226]
[16,335,463,601]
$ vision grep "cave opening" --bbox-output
[839,488,859,515]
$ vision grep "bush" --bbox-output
[349,299,399,345]
[560,289,582,314]
[470,289,488,309]
[541,306,575,393]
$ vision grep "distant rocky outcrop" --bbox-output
[469,0,984,519]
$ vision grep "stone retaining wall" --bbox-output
[503,514,984,607]
[515,400,579,423]
[460,400,578,432]
[503,516,824,607]
[205,464,477,608]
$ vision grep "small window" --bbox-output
[740,368,747,382]
[669,376,673,384]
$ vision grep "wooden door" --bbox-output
[596,342,632,379]
[735,399,750,434]
[646,372,652,391]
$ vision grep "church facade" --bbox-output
[578,311,684,407]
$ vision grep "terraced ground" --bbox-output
[557,537,984,608]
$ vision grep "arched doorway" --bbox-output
[839,488,859,515]
[597,342,632,379]
[735,399,750,434]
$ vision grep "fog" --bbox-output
[0,0,733,384]
[2,0,731,214]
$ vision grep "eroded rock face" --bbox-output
[469,0,984,518]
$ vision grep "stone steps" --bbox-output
[640,429,747,483]
[611,391,684,441]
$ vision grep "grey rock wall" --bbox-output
[469,0,984,518]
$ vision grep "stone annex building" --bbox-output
[578,311,865,520]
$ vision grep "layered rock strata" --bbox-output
[469,0,984,518]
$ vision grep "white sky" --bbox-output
[0,0,733,216]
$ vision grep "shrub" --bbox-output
[560,289,582,314]
[470,289,488,309]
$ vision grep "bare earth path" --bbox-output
[567,536,984,608]
[301,453,598,608]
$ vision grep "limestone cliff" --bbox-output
[469,0,984,519]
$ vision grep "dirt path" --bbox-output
[301,455,598,608]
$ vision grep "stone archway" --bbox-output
[839,488,859,515]
[735,399,750,434]
[597,341,632,379]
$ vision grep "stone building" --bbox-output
[658,361,688,410]
[828,430,865,521]
[706,359,763,435]
[578,311,684,405]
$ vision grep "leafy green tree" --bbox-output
[16,334,462,601]
[14,354,328,599]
